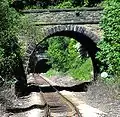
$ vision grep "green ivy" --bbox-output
[97,0,120,75]
[52,1,73,9]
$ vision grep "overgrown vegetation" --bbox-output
[44,37,92,81]
[0,0,23,114]
[52,0,103,9]
[97,0,120,76]
[10,0,103,10]
[0,0,119,87]
[95,0,120,96]
[0,0,42,97]
[1,0,119,82]
[68,58,93,80]
[0,0,22,82]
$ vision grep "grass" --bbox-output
[45,58,93,81]
[102,75,120,99]
[45,69,65,78]
[80,76,120,117]
[68,58,93,81]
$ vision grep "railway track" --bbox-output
[27,73,82,117]
[6,73,82,117]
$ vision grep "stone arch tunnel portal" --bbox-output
[28,25,100,81]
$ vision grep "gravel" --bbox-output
[50,75,82,86]
[49,75,120,117]
[0,74,119,117]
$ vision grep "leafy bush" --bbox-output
[72,0,84,7]
[53,1,73,8]
[97,0,120,75]
[53,0,103,8]
[45,36,92,80]
[45,69,63,78]
[68,58,93,80]
[0,0,23,81]
[86,0,103,6]
[46,36,70,72]
[12,0,103,9]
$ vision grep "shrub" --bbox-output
[97,0,120,75]
[0,0,23,81]
[68,58,93,80]
[46,37,91,80]
[72,0,84,7]
[46,36,70,72]
[53,0,73,9]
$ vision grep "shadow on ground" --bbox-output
[6,82,92,113]
[27,81,92,93]
[6,104,45,113]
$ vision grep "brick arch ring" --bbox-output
[43,25,99,43]
[26,25,100,81]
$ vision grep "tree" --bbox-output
[46,37,70,72]
[0,0,27,96]
[46,37,85,72]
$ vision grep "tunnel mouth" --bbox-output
[34,59,51,73]
[28,28,100,80]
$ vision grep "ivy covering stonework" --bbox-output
[97,0,120,75]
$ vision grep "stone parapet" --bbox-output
[23,7,103,25]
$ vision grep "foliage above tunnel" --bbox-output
[9,0,103,10]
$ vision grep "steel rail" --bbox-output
[32,73,82,117]
[32,73,50,117]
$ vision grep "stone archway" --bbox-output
[26,25,100,81]
[43,25,99,43]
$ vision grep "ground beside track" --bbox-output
[43,74,120,117]
[0,74,120,117]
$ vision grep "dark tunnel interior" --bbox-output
[35,59,51,73]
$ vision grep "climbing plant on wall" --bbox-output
[97,0,120,75]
